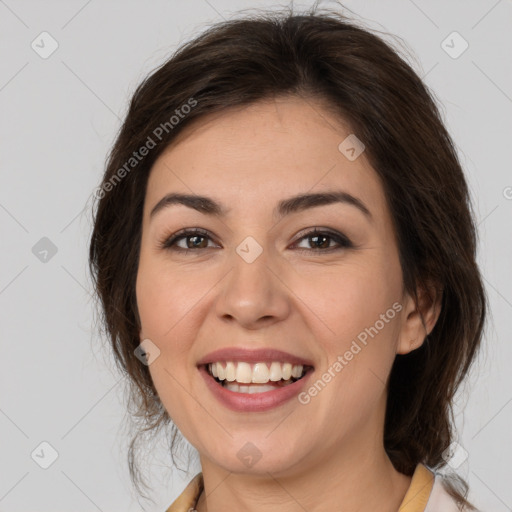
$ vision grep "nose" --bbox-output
[214,245,291,330]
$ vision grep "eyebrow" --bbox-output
[149,190,372,221]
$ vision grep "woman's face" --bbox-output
[136,96,420,476]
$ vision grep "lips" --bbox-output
[198,363,314,412]
[196,347,315,411]
[196,347,315,367]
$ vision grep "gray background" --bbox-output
[1,0,511,510]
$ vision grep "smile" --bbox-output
[208,361,307,386]
[199,362,314,412]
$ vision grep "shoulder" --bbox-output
[424,473,479,512]
[165,472,203,512]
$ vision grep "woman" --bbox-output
[89,6,486,512]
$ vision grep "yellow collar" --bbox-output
[165,472,203,512]
[398,464,435,511]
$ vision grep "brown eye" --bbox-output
[159,228,218,252]
[159,227,353,254]
[182,234,209,249]
[292,228,353,252]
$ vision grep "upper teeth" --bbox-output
[208,361,305,383]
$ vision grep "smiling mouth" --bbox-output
[202,362,314,394]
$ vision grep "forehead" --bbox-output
[145,96,387,222]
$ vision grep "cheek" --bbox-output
[136,258,203,427]
[297,252,402,392]
[306,282,400,428]
[301,260,401,341]
[135,252,217,398]
[136,252,203,342]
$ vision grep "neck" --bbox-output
[195,401,412,512]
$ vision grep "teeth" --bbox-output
[225,361,236,381]
[252,363,269,383]
[216,363,226,380]
[235,362,252,383]
[208,361,306,383]
[269,362,282,381]
[291,364,303,378]
[282,363,292,380]
[224,382,282,393]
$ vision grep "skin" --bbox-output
[135,96,441,512]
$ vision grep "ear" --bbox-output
[396,280,443,355]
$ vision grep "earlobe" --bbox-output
[396,281,442,355]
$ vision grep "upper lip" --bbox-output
[196,347,314,368]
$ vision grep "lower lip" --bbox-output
[198,365,314,412]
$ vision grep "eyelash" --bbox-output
[158,227,353,254]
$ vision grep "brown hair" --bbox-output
[88,4,486,509]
